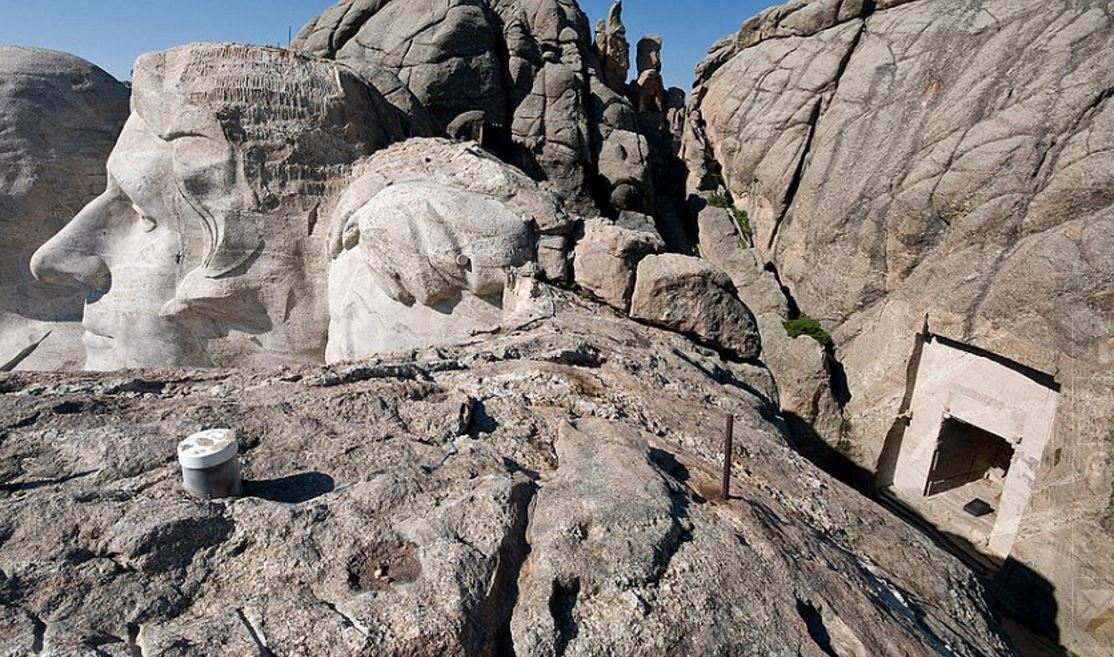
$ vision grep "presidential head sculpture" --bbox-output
[0,47,129,371]
[326,138,572,363]
[30,43,408,370]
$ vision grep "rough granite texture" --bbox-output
[629,254,762,362]
[0,285,1013,657]
[686,0,1114,652]
[572,217,665,312]
[294,0,655,217]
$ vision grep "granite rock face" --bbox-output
[0,286,1013,657]
[596,0,629,94]
[630,254,762,362]
[694,198,847,465]
[687,0,1114,651]
[295,0,508,132]
[294,0,655,217]
[572,217,665,311]
[0,47,129,372]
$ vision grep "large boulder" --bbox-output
[686,0,1114,651]
[0,287,1013,657]
[0,47,129,371]
[629,254,761,361]
[573,217,664,311]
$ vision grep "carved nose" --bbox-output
[30,195,113,295]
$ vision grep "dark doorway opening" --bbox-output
[925,417,1013,498]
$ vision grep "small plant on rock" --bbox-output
[706,192,753,245]
[783,313,832,346]
[732,207,753,242]
[707,191,730,208]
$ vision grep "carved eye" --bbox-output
[132,204,157,233]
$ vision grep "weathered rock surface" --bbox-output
[687,0,1114,652]
[572,217,665,311]
[294,0,655,217]
[629,254,762,361]
[596,1,629,94]
[297,0,508,132]
[0,285,1013,656]
[0,47,129,372]
[695,198,848,477]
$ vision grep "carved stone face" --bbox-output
[323,139,575,364]
[31,114,209,370]
[30,43,398,370]
[326,180,536,363]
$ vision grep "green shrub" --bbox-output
[706,192,753,244]
[783,313,832,346]
[707,191,730,208]
[732,207,753,242]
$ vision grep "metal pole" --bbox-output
[722,413,734,500]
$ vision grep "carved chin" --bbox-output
[81,332,118,371]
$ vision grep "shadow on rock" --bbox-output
[243,472,335,504]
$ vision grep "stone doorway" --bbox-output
[878,335,1059,562]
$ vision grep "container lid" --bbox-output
[178,429,239,469]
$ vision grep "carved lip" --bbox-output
[82,323,116,341]
[81,331,115,353]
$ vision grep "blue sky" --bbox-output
[0,0,779,90]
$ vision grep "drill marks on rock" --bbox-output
[0,469,99,494]
[0,331,52,373]
[317,598,371,638]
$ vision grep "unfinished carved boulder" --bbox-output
[629,254,761,361]
[0,287,1013,657]
[29,44,411,371]
[327,138,573,362]
[0,47,129,372]
[573,218,665,311]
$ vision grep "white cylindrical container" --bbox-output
[178,429,242,499]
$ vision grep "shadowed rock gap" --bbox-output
[476,480,536,657]
[548,578,581,657]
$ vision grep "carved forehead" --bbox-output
[131,43,368,141]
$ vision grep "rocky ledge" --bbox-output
[0,283,1011,656]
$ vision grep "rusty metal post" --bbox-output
[722,413,734,500]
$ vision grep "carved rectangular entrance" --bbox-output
[924,417,1013,498]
